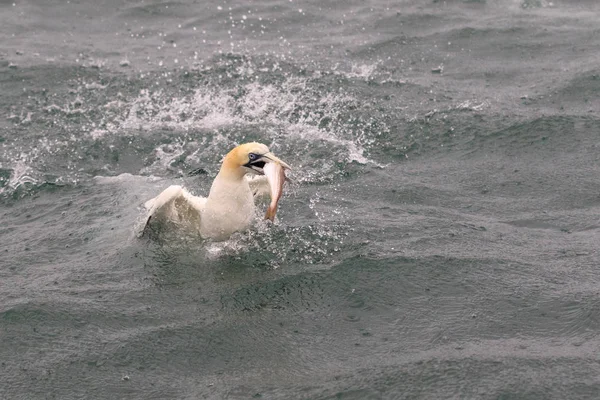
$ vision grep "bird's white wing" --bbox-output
[142,185,206,235]
[246,175,271,199]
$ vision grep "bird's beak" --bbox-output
[245,152,291,176]
[261,152,291,170]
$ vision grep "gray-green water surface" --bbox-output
[2,1,600,399]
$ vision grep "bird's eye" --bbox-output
[249,153,258,161]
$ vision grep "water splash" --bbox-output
[1,54,390,197]
[201,219,349,268]
[0,161,36,194]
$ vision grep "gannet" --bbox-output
[142,142,290,241]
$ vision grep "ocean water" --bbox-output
[2,0,600,398]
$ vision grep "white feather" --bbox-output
[141,143,289,241]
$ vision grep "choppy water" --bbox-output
[2,0,600,399]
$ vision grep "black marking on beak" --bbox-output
[251,160,266,169]
[244,154,268,174]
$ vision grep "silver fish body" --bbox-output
[263,161,287,221]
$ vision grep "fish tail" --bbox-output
[265,205,277,221]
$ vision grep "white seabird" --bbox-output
[142,142,290,241]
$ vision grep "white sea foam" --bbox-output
[1,59,387,198]
[345,62,380,81]
[0,160,36,194]
[101,73,382,179]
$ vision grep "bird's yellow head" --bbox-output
[220,142,290,179]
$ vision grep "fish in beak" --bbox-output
[243,148,290,221]
[263,161,288,221]
[260,153,290,221]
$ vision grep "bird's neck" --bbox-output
[202,170,254,240]
[207,167,249,202]
[218,159,246,181]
